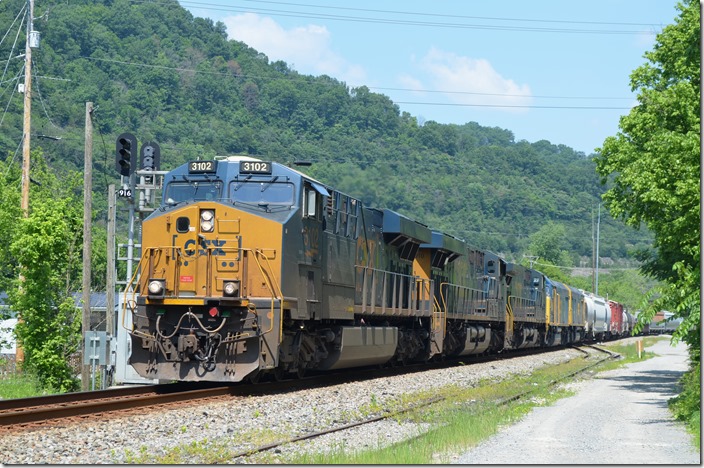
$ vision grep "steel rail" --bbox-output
[496,344,621,405]
[0,384,238,429]
[229,345,618,461]
[0,342,620,435]
[229,395,445,460]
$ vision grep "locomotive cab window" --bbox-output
[229,179,295,206]
[165,181,223,204]
[303,186,323,219]
[303,182,329,219]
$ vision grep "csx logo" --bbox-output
[184,238,227,256]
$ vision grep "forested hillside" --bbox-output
[0,0,650,262]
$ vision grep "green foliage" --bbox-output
[527,222,570,265]
[669,361,701,449]
[6,154,83,392]
[0,356,57,398]
[595,0,700,353]
[0,162,22,295]
[0,0,671,392]
[0,0,649,266]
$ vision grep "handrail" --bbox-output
[355,265,432,316]
[440,282,497,319]
[121,248,153,338]
[250,248,284,340]
[508,294,540,319]
[121,244,281,340]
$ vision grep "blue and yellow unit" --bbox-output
[123,156,611,383]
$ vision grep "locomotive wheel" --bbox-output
[296,364,306,379]
[248,371,263,384]
[273,366,286,382]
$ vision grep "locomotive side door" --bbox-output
[298,183,326,320]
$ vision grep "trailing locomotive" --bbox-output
[122,156,628,383]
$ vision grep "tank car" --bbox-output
[623,309,635,336]
[584,293,610,341]
[648,311,682,334]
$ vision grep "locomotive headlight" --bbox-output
[201,219,214,232]
[223,280,240,297]
[200,210,215,232]
[147,279,166,298]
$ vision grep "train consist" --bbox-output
[123,156,633,383]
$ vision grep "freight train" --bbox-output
[122,156,633,383]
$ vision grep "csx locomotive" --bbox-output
[123,156,630,382]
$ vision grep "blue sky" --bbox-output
[181,0,680,155]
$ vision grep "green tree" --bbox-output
[8,155,83,392]
[527,222,571,266]
[0,162,22,295]
[595,0,700,355]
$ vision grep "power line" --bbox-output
[173,0,661,35]
[1,5,26,88]
[532,260,641,272]
[372,86,633,101]
[0,2,26,49]
[0,67,22,130]
[234,0,665,28]
[32,56,62,130]
[394,101,632,110]
[81,56,634,107]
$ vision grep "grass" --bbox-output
[669,361,701,451]
[288,358,587,464]
[118,426,290,464]
[113,345,663,464]
[594,336,663,371]
[290,339,686,465]
[0,357,55,399]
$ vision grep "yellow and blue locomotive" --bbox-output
[123,156,596,383]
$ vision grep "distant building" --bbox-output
[0,292,111,357]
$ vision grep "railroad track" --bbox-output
[0,382,241,432]
[227,344,621,462]
[0,343,615,435]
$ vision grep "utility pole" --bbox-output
[106,184,116,338]
[20,0,35,217]
[595,203,601,295]
[81,102,93,391]
[591,206,596,293]
[524,255,538,269]
[16,0,36,365]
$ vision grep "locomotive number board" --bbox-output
[239,161,272,174]
[188,160,218,173]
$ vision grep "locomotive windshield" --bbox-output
[229,180,295,206]
[164,181,223,204]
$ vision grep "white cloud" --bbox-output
[222,13,366,85]
[417,48,533,112]
[397,74,424,91]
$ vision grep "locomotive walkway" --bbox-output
[454,338,701,464]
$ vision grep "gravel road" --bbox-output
[455,338,700,464]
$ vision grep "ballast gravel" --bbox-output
[3,338,696,464]
[0,349,583,464]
